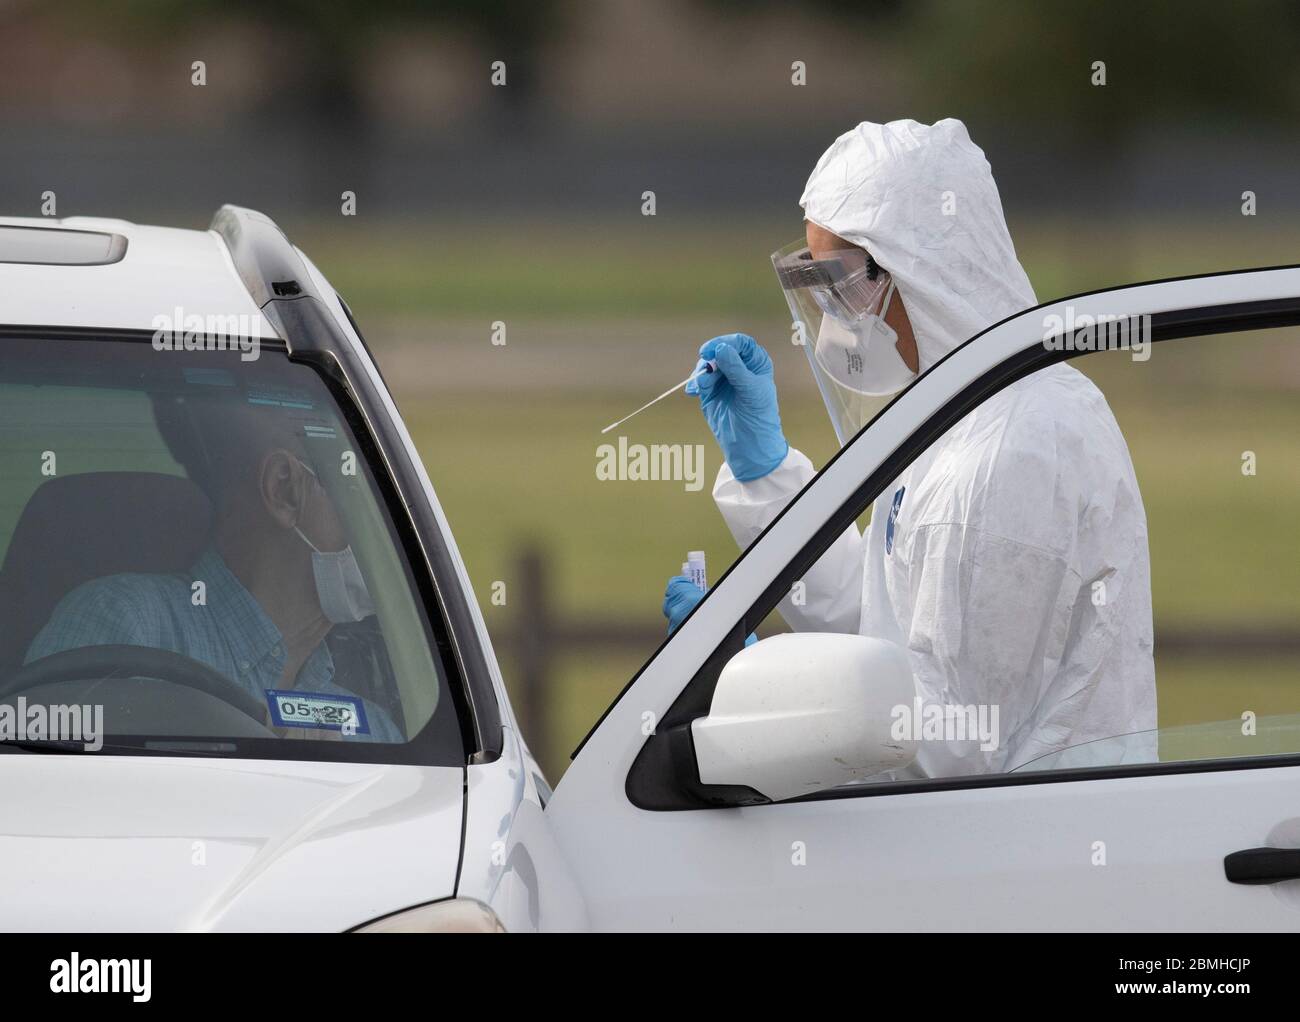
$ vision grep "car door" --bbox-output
[544,264,1300,931]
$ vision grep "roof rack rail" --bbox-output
[210,205,322,344]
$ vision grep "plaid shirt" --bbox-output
[26,547,401,743]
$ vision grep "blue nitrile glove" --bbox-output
[685,333,788,482]
[662,575,757,645]
[663,576,703,633]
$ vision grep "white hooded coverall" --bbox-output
[715,120,1156,777]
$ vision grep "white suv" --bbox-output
[1,208,1297,931]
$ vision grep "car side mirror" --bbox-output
[690,632,917,802]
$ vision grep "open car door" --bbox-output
[546,265,1300,931]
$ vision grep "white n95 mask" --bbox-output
[813,280,916,397]
[295,527,376,624]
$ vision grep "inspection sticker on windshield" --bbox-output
[246,384,315,410]
[265,690,369,735]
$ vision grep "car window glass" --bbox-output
[740,325,1300,790]
[0,336,463,764]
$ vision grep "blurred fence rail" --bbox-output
[501,546,662,773]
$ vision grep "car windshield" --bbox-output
[0,334,465,765]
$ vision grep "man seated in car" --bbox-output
[24,395,403,742]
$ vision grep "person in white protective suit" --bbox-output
[663,118,1156,777]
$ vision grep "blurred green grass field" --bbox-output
[299,212,1300,321]
[310,216,1300,779]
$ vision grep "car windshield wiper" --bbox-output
[0,738,99,755]
[0,738,232,756]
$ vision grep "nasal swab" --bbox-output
[599,360,717,435]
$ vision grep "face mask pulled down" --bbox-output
[292,458,376,625]
[295,527,376,624]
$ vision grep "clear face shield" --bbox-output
[771,238,916,445]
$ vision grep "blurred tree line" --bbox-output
[50,0,563,125]
[42,0,1300,130]
[705,0,1300,129]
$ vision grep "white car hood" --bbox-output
[0,754,464,931]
